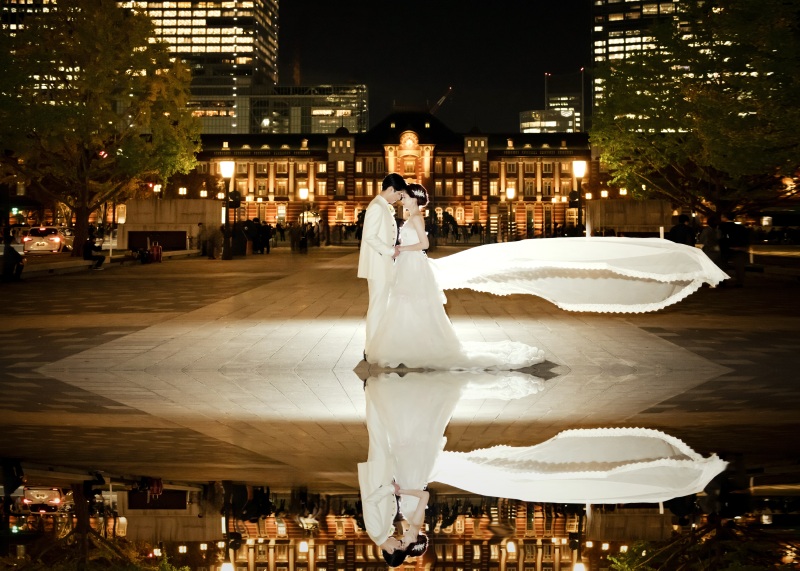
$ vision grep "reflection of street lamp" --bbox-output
[220,160,235,260]
[573,160,587,233]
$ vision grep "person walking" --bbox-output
[357,173,407,360]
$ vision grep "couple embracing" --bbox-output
[357,173,544,370]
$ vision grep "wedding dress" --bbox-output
[365,371,544,517]
[431,427,727,504]
[367,222,545,370]
[433,237,729,314]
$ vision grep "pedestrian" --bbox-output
[276,222,285,242]
[667,214,696,246]
[719,213,750,287]
[83,228,106,270]
[2,232,26,282]
[697,214,722,267]
[260,221,272,254]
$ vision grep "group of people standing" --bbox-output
[668,212,751,287]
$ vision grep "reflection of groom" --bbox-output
[358,173,408,360]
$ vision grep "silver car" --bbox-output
[22,226,75,253]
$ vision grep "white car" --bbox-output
[22,226,75,253]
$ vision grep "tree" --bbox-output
[590,0,800,217]
[0,0,201,255]
[607,520,798,570]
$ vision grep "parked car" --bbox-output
[22,226,74,253]
[22,487,72,513]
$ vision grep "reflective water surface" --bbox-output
[1,250,799,566]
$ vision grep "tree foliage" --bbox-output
[0,0,201,253]
[607,521,798,571]
[590,0,800,216]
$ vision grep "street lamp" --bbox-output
[573,160,587,233]
[298,187,310,252]
[505,186,516,241]
[220,160,235,260]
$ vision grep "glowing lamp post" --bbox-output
[573,160,587,232]
[220,160,235,260]
[506,186,516,241]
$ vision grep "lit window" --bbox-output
[337,161,345,172]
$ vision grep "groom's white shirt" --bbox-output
[358,194,397,282]
[358,194,398,354]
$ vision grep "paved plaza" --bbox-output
[1,244,799,494]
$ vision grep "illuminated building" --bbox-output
[196,111,591,239]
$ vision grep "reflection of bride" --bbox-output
[358,370,544,565]
[431,427,728,504]
[368,184,545,370]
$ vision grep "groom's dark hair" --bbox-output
[382,173,408,191]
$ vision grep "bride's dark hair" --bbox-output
[405,183,429,207]
[382,533,429,568]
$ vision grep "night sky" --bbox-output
[278,0,592,134]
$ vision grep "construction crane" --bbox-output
[429,86,453,115]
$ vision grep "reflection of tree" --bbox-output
[608,520,798,570]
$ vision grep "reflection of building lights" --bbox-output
[153,548,162,556]
[299,541,309,553]
[620,187,628,195]
[574,564,587,571]
[602,543,610,551]
[552,537,560,544]
[620,545,628,553]
[506,541,516,554]
[221,564,234,571]
[178,545,187,553]
[561,538,568,545]
[601,190,609,198]
[217,541,225,549]
[585,541,593,548]
[200,543,207,551]
[585,192,593,200]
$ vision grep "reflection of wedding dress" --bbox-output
[431,428,727,504]
[433,237,729,314]
[368,224,545,369]
[366,371,544,516]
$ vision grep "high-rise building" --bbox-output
[131,0,279,88]
[591,0,679,107]
[190,84,369,135]
[519,110,579,134]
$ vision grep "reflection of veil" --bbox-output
[431,427,728,504]
[365,371,544,516]
[432,237,729,313]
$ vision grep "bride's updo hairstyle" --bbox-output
[382,533,429,568]
[405,183,429,207]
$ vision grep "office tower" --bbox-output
[591,0,678,107]
[134,0,279,87]
[192,84,369,134]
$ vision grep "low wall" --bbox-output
[117,199,222,250]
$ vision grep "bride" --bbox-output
[367,183,545,370]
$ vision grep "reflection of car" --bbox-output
[22,226,74,253]
[22,487,71,513]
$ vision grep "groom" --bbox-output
[358,173,407,360]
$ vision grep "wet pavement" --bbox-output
[1,244,799,493]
